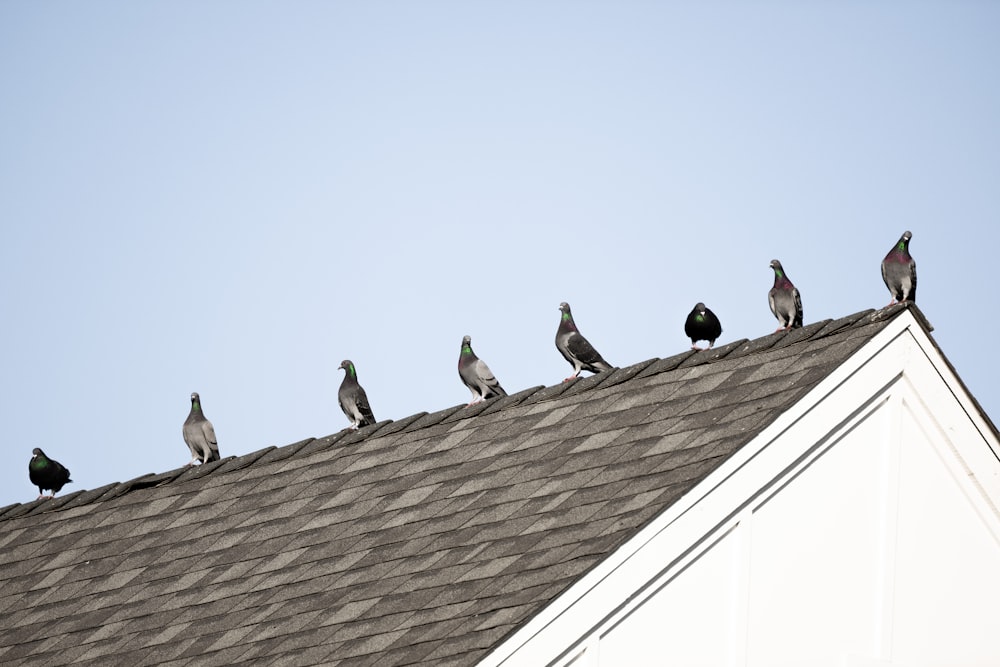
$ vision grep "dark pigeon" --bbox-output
[684,303,723,350]
[882,230,917,305]
[29,448,72,500]
[183,392,220,466]
[338,360,376,429]
[459,335,507,406]
[768,260,803,332]
[556,302,613,381]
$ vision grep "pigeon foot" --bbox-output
[690,345,703,351]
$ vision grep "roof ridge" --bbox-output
[0,304,921,521]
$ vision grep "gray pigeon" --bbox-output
[458,335,507,405]
[183,392,220,466]
[768,260,803,331]
[684,302,723,350]
[556,302,612,381]
[881,230,916,305]
[28,448,72,500]
[338,360,376,429]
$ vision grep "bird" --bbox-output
[882,230,917,305]
[684,303,723,350]
[29,448,72,500]
[458,335,507,406]
[338,360,376,429]
[183,392,220,466]
[556,302,613,381]
[768,260,803,332]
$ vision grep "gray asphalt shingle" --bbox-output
[0,305,921,666]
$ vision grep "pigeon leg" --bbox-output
[707,341,715,349]
[36,494,46,500]
[690,344,703,351]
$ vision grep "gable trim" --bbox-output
[480,310,1000,667]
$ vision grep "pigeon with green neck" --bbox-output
[556,302,612,381]
[338,360,376,429]
[29,448,72,500]
[183,392,220,465]
[458,335,507,405]
[881,230,916,305]
[685,303,722,350]
[768,260,803,332]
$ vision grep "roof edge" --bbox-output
[0,304,922,521]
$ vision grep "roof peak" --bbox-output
[0,304,926,521]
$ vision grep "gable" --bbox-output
[483,311,1000,667]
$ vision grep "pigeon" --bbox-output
[882,230,917,305]
[338,360,376,429]
[556,302,613,381]
[768,260,803,332]
[29,448,72,500]
[458,335,507,406]
[183,392,221,466]
[684,303,723,350]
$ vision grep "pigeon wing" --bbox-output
[201,420,220,462]
[567,331,611,371]
[356,387,376,426]
[474,358,507,398]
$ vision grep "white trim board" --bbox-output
[479,310,1000,667]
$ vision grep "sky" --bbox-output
[1,2,998,508]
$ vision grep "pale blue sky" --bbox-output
[2,2,998,507]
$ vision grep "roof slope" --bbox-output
[0,306,919,666]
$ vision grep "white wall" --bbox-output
[484,318,1000,667]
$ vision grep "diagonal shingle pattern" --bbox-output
[0,305,918,666]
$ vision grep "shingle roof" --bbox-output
[0,305,924,666]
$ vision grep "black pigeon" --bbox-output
[458,335,507,406]
[882,230,917,305]
[768,260,803,332]
[183,392,220,466]
[338,360,376,429]
[29,448,72,500]
[556,302,613,381]
[684,303,723,350]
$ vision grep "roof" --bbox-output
[0,305,927,666]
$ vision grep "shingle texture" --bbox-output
[0,306,917,666]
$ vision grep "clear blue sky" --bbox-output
[2,2,998,507]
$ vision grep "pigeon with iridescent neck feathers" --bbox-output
[458,335,507,405]
[338,360,376,429]
[768,260,803,332]
[881,230,916,305]
[29,448,72,500]
[685,303,722,350]
[556,302,612,381]
[183,392,220,465]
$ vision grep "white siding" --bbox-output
[484,315,1000,667]
[599,528,737,666]
[745,407,887,666]
[890,404,1000,667]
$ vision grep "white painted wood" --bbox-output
[745,402,887,666]
[479,311,1000,667]
[598,527,737,666]
[874,392,902,660]
[889,399,1000,667]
